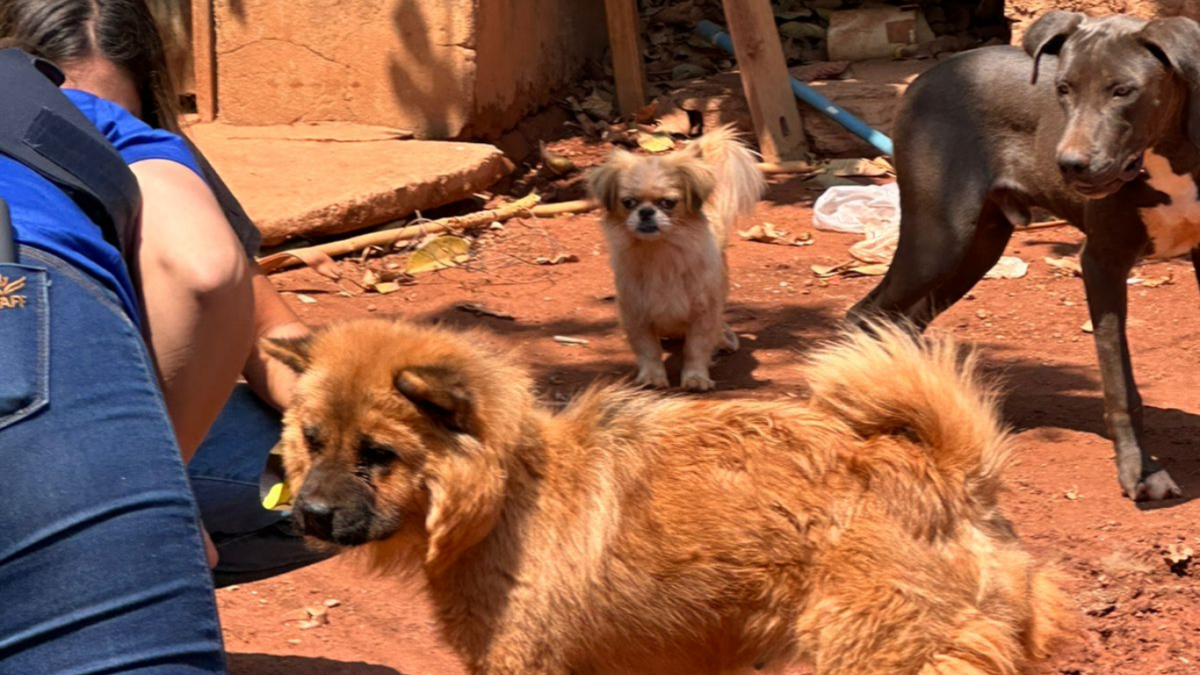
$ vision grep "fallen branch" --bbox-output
[531,199,596,217]
[757,160,819,175]
[1021,219,1070,231]
[258,193,541,274]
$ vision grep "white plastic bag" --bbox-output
[812,183,900,235]
[813,183,901,264]
[810,182,1026,277]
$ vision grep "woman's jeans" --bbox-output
[0,247,329,674]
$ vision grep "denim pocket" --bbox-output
[0,263,49,430]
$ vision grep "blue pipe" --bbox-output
[695,20,894,156]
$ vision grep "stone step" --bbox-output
[188,122,508,246]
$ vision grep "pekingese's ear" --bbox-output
[672,161,716,213]
[586,149,638,211]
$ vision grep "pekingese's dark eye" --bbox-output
[621,197,639,210]
[658,198,677,210]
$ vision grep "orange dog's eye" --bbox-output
[658,199,677,209]
[303,425,325,455]
[621,197,638,210]
[359,437,397,468]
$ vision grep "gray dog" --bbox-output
[850,12,1200,502]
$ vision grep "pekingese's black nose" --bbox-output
[638,206,656,220]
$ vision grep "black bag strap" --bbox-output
[0,48,141,256]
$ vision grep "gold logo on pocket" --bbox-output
[0,275,27,310]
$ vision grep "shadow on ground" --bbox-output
[984,346,1200,505]
[418,298,845,395]
[229,654,405,675]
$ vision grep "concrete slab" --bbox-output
[188,122,508,246]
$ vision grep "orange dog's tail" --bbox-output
[803,321,1011,505]
[691,124,767,238]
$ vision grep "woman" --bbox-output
[0,1,328,671]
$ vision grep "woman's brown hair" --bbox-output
[0,0,182,134]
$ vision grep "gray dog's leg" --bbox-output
[1080,243,1181,501]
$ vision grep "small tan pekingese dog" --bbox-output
[586,125,767,391]
[264,318,1070,675]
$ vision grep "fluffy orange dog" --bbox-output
[587,125,766,391]
[264,319,1069,675]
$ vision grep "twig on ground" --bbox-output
[258,194,541,274]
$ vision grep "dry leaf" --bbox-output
[651,0,702,25]
[286,605,329,629]
[1081,319,1094,333]
[636,130,675,153]
[844,264,890,277]
[1165,543,1194,575]
[739,222,788,243]
[580,90,614,120]
[633,101,660,125]
[361,267,412,294]
[323,599,342,608]
[553,335,590,346]
[281,608,313,623]
[405,235,471,274]
[1142,274,1174,288]
[654,100,696,136]
[984,256,1029,280]
[539,140,577,176]
[779,21,826,40]
[536,253,580,265]
[825,157,891,177]
[790,61,851,82]
[805,173,858,189]
[1045,256,1082,277]
[1065,487,1080,500]
[811,262,851,278]
[456,302,515,320]
[670,63,707,80]
[739,223,813,247]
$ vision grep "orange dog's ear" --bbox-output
[262,335,315,373]
[586,149,637,211]
[396,365,506,570]
[423,434,506,572]
[395,366,475,433]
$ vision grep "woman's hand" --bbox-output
[241,266,311,411]
[202,528,219,568]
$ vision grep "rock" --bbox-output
[189,122,508,246]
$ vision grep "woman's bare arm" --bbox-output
[130,159,255,462]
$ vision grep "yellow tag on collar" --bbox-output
[262,481,293,511]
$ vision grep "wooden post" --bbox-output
[192,0,217,121]
[721,0,809,162]
[603,0,648,116]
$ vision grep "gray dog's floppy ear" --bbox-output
[1140,17,1200,148]
[1023,11,1085,84]
[262,334,315,374]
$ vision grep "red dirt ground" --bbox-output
[221,148,1200,675]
